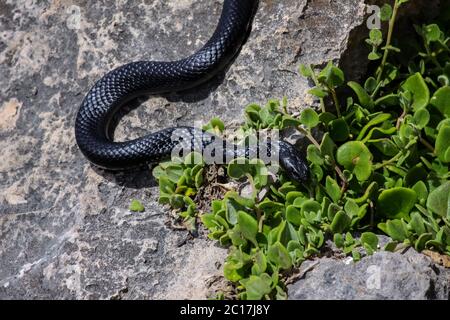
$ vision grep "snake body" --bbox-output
[74,0,309,183]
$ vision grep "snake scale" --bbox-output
[74,0,309,183]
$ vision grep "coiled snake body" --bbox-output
[75,0,309,183]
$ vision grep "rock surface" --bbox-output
[288,248,450,300]
[0,0,394,299]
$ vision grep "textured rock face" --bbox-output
[288,248,450,300]
[1,0,371,299]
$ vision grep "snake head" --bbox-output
[278,141,310,184]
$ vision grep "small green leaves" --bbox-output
[318,61,345,88]
[427,182,450,218]
[402,73,430,111]
[329,118,350,142]
[435,125,450,163]
[336,141,373,181]
[423,24,441,43]
[202,117,225,133]
[384,219,409,242]
[379,4,393,21]
[299,64,312,78]
[267,242,293,270]
[154,10,450,300]
[367,29,383,60]
[348,81,374,109]
[430,87,450,117]
[309,87,328,98]
[129,199,145,212]
[300,108,320,128]
[325,176,341,203]
[240,274,272,300]
[237,211,258,246]
[378,188,417,219]
[361,232,379,255]
[330,211,351,234]
[413,109,430,129]
[286,205,301,226]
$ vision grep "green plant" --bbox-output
[129,199,145,212]
[152,0,450,299]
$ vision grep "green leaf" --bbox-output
[365,77,378,94]
[435,125,450,163]
[318,61,345,87]
[385,219,409,242]
[334,233,344,248]
[402,73,430,111]
[384,241,398,252]
[224,261,244,282]
[240,274,272,300]
[267,242,293,270]
[330,211,351,234]
[227,158,252,179]
[320,133,337,163]
[307,144,324,166]
[170,194,186,209]
[423,24,441,43]
[368,51,382,61]
[299,64,312,77]
[237,211,258,246]
[379,4,393,21]
[129,199,145,212]
[356,113,391,141]
[348,81,374,109]
[300,108,320,128]
[361,232,379,253]
[286,205,302,227]
[203,117,225,133]
[377,188,417,219]
[194,168,204,189]
[336,141,373,181]
[344,199,359,217]
[412,181,428,206]
[427,182,450,218]
[369,29,383,46]
[325,176,341,203]
[375,94,400,107]
[251,251,267,275]
[409,212,426,235]
[352,250,361,262]
[415,233,433,252]
[329,118,350,142]
[152,165,165,180]
[308,87,328,98]
[430,86,450,118]
[413,109,430,129]
[300,200,322,216]
[370,139,399,157]
[166,165,184,184]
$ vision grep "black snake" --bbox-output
[74,0,309,183]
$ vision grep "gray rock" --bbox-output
[0,0,412,299]
[288,248,450,300]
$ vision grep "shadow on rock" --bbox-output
[90,165,159,189]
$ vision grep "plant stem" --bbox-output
[373,151,403,170]
[376,0,400,84]
[309,65,327,113]
[396,107,407,130]
[419,136,435,154]
[424,40,443,70]
[298,126,348,187]
[329,87,341,117]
